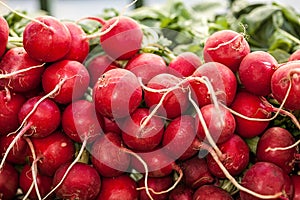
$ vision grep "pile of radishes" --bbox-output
[0,1,300,200]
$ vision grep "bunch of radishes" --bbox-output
[0,1,300,200]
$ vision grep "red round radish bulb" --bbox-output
[239,51,278,96]
[93,68,142,119]
[203,29,250,72]
[0,163,19,200]
[97,175,138,200]
[23,16,71,62]
[0,47,44,93]
[100,16,143,60]
[53,162,101,200]
[168,52,202,77]
[271,60,300,110]
[256,127,297,173]
[42,59,90,104]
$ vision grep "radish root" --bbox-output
[0,63,45,79]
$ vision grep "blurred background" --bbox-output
[0,0,299,19]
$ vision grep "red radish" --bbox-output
[256,127,297,173]
[131,149,181,178]
[291,175,300,200]
[0,47,44,93]
[0,90,26,135]
[168,52,202,77]
[193,185,233,200]
[289,49,300,61]
[238,51,278,96]
[99,16,143,60]
[62,21,89,63]
[97,175,138,200]
[42,59,90,104]
[62,99,104,143]
[121,108,165,151]
[138,175,173,200]
[31,131,75,176]
[93,68,142,119]
[18,96,61,138]
[240,162,293,200]
[125,53,167,84]
[181,156,214,189]
[190,62,237,107]
[91,132,131,177]
[144,73,189,119]
[103,116,122,135]
[162,115,198,161]
[195,103,236,144]
[230,91,270,138]
[19,164,53,200]
[0,16,9,58]
[0,134,28,164]
[0,163,19,200]
[168,184,193,200]
[86,54,120,87]
[0,96,61,169]
[203,29,250,72]
[53,162,101,200]
[271,60,300,110]
[206,134,249,178]
[23,16,71,62]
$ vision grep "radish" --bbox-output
[23,16,71,62]
[0,163,19,200]
[42,59,90,104]
[121,108,165,152]
[168,184,193,200]
[289,49,300,61]
[229,91,270,138]
[238,51,278,96]
[168,52,202,77]
[181,156,214,189]
[17,96,61,138]
[0,47,44,93]
[125,53,167,84]
[143,73,189,119]
[103,116,122,135]
[98,16,143,60]
[0,134,28,165]
[86,54,120,87]
[0,90,26,135]
[62,21,90,63]
[97,175,138,200]
[240,161,293,200]
[206,134,249,178]
[193,185,233,200]
[131,149,181,178]
[93,68,142,119]
[162,115,198,161]
[91,132,131,177]
[0,16,9,58]
[19,164,53,200]
[52,162,101,200]
[138,175,173,200]
[62,99,104,144]
[256,127,297,173]
[271,60,300,110]
[31,131,75,176]
[195,103,236,144]
[203,29,250,72]
[190,62,237,107]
